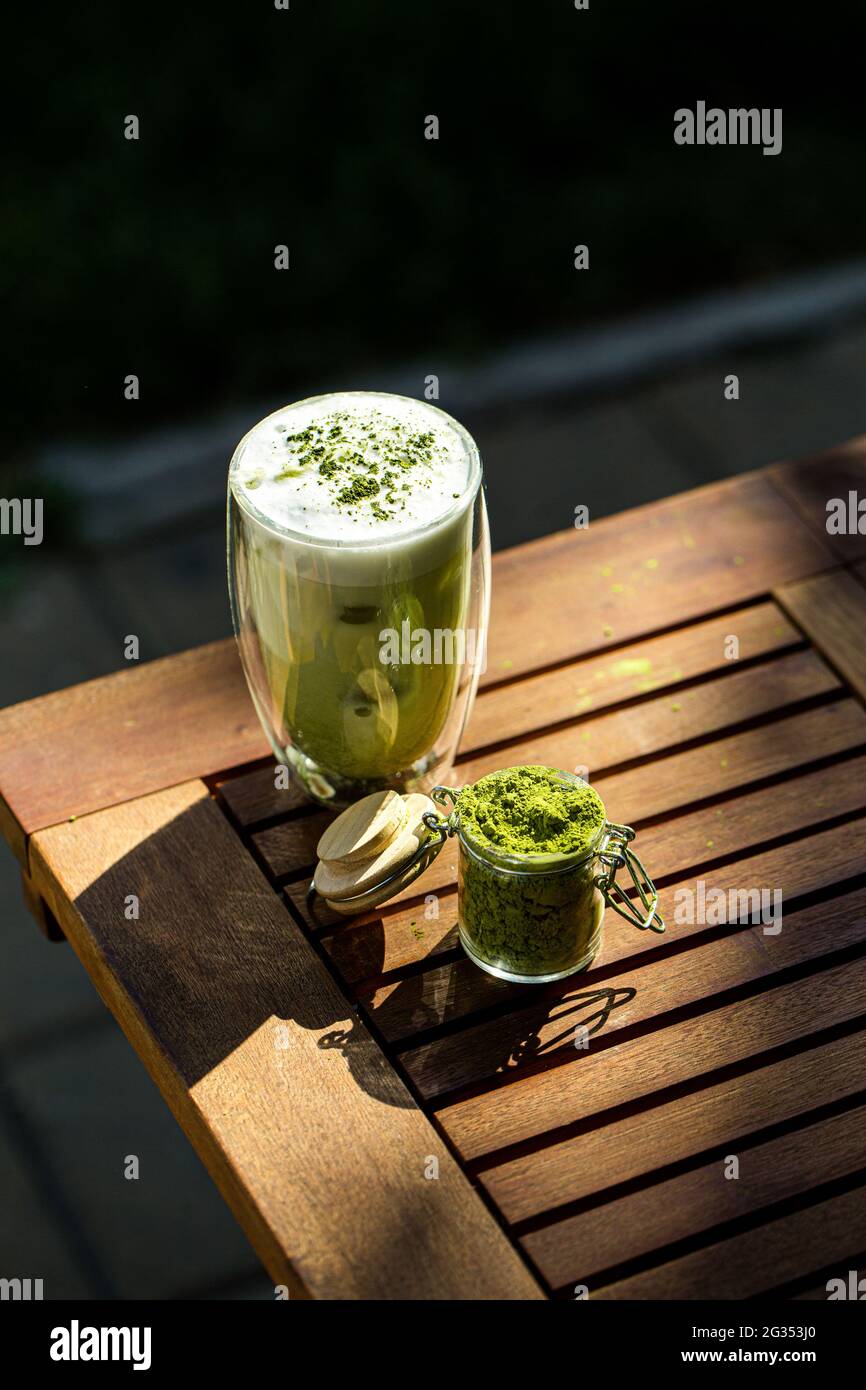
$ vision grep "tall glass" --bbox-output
[227,392,490,808]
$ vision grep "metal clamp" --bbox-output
[430,784,461,826]
[595,821,665,933]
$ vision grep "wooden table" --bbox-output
[3,440,866,1300]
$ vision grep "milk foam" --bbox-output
[229,392,475,544]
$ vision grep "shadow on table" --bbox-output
[505,985,636,1066]
[326,902,637,1091]
[69,792,419,1109]
[70,790,635,1112]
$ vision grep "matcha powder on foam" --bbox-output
[233,395,472,540]
[454,766,609,982]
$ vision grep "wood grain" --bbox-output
[776,568,866,700]
[1,451,861,1302]
[397,881,866,1098]
[316,790,407,866]
[592,1184,866,1300]
[359,759,866,1035]
[484,472,834,684]
[524,1101,866,1290]
[27,782,542,1302]
[252,811,333,882]
[0,641,268,861]
[462,648,839,784]
[281,691,866,929]
[632,751,866,883]
[323,892,460,984]
[595,699,866,826]
[483,1027,866,1224]
[208,599,805,822]
[436,952,866,1162]
[215,763,309,827]
[794,1263,866,1300]
[770,437,866,562]
[463,601,801,753]
[299,721,866,984]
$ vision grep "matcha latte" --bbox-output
[228,392,490,805]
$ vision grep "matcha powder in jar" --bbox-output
[434,765,665,984]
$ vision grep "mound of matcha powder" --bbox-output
[456,765,606,857]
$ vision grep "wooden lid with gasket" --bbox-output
[316,789,407,867]
[314,792,437,912]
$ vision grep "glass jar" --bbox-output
[433,780,665,984]
[227,392,491,809]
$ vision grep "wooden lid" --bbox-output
[316,789,407,867]
[315,793,436,905]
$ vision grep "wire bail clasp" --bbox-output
[429,784,462,835]
[596,821,665,933]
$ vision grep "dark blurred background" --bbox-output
[2,0,865,1298]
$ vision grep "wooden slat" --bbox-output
[595,699,866,825]
[0,641,268,863]
[462,648,839,783]
[278,690,866,920]
[298,705,866,966]
[769,436,866,562]
[362,757,866,1034]
[385,820,866,1055]
[632,752,866,883]
[463,601,801,754]
[777,568,866,700]
[0,450,858,1304]
[27,782,542,1302]
[216,763,309,827]
[524,1101,866,1290]
[324,891,460,984]
[795,1262,866,1300]
[592,1185,866,1300]
[283,878,345,932]
[252,811,332,882]
[485,472,834,683]
[436,951,866,1162]
[251,602,814,892]
[483,1027,866,1225]
[0,464,841,866]
[398,875,866,1098]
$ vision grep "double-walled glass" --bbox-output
[228,394,490,808]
